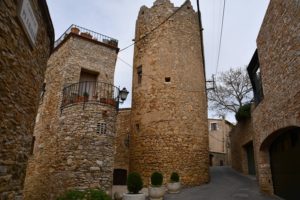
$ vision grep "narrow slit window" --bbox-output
[135,123,140,132]
[137,65,142,84]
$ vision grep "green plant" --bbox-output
[85,189,111,200]
[235,103,251,122]
[127,172,143,194]
[170,172,179,182]
[83,92,89,97]
[151,172,163,186]
[57,189,111,200]
[57,190,84,200]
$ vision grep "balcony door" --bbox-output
[79,70,98,100]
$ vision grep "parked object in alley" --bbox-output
[123,172,146,200]
[167,172,181,194]
[149,172,165,200]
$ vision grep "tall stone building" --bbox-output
[230,1,299,199]
[0,0,54,199]
[23,25,123,200]
[130,0,209,186]
[208,119,232,166]
[248,0,300,199]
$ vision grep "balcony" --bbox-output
[54,24,118,49]
[61,81,120,110]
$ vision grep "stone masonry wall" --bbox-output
[230,119,256,175]
[0,0,53,199]
[24,33,119,200]
[130,0,209,186]
[252,0,300,194]
[114,109,131,171]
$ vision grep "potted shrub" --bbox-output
[149,172,165,200]
[81,32,93,39]
[83,92,89,101]
[106,98,116,106]
[123,172,145,200]
[100,98,107,104]
[167,172,180,193]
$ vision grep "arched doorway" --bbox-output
[113,169,127,185]
[269,127,300,200]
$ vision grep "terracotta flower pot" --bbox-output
[100,98,107,104]
[81,32,92,39]
[107,98,116,106]
[71,27,80,34]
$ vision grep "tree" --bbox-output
[208,67,253,117]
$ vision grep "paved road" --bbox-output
[165,166,278,200]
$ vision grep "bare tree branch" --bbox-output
[208,67,253,117]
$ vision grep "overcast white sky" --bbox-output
[46,0,270,121]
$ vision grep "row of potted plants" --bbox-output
[123,172,181,200]
[71,27,118,47]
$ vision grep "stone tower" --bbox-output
[23,26,120,200]
[130,0,209,186]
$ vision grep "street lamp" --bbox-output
[119,87,129,103]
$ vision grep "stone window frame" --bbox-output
[247,50,264,105]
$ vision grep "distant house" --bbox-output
[208,119,233,166]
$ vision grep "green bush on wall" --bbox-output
[235,104,251,122]
[151,172,163,186]
[57,189,111,200]
[170,172,179,182]
[127,172,143,194]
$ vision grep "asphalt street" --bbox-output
[164,166,279,200]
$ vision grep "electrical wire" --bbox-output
[215,0,226,75]
[119,0,189,52]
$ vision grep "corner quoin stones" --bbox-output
[0,0,54,199]
[130,0,209,186]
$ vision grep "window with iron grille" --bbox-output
[97,122,107,134]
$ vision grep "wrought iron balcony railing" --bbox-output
[54,24,119,48]
[61,81,120,109]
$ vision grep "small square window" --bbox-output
[211,123,217,131]
[97,122,107,134]
[165,77,171,82]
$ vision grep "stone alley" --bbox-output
[165,167,278,200]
